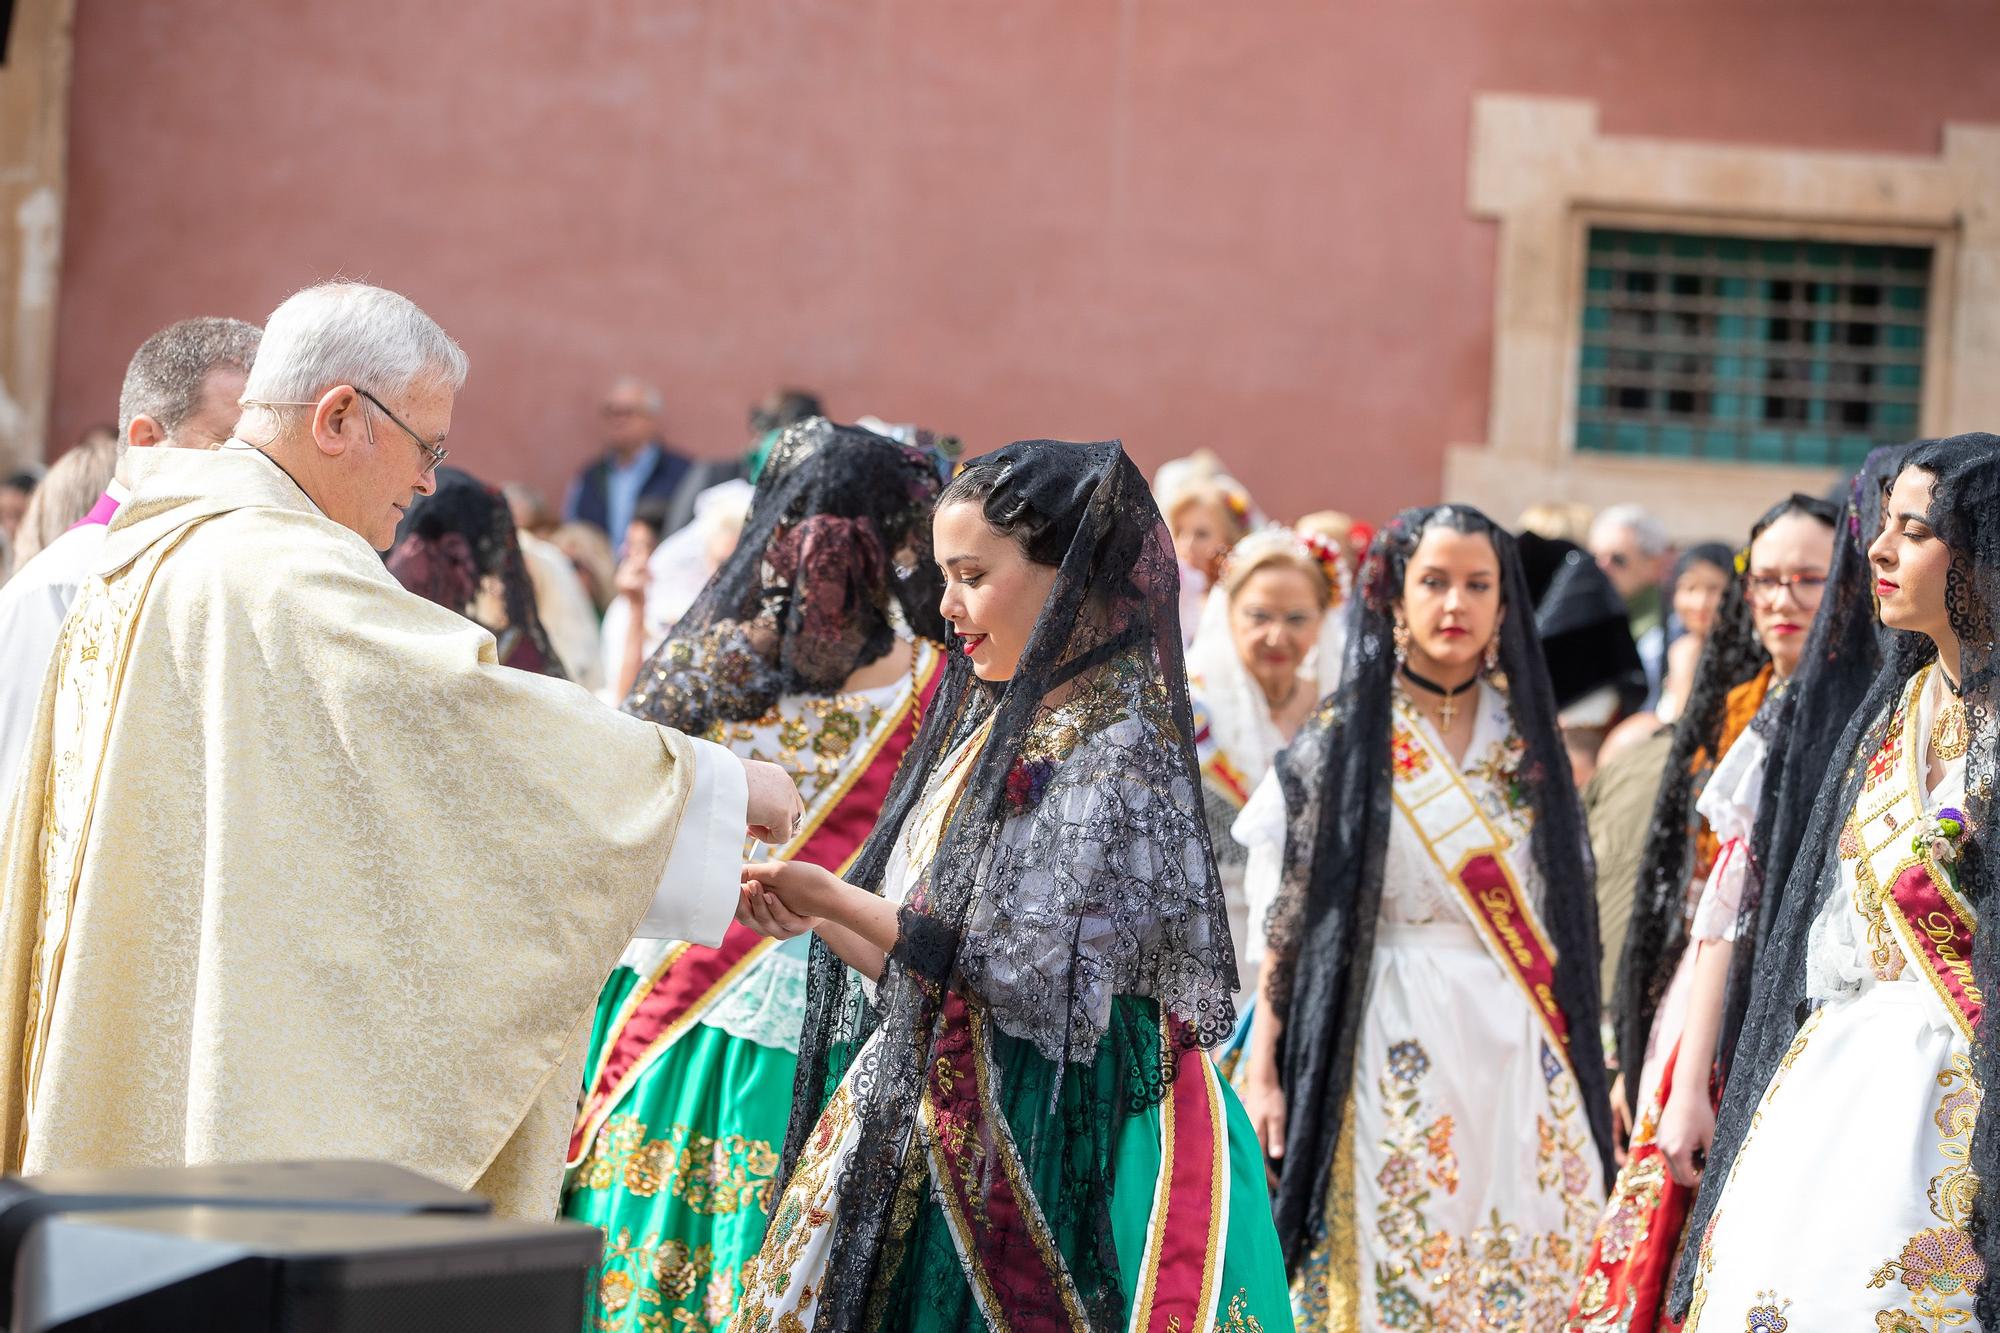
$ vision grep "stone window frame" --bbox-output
[1445,93,2000,537]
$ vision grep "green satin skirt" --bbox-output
[563,962,799,1333]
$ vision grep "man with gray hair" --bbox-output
[0,281,801,1219]
[1588,501,1677,704]
[0,315,260,796]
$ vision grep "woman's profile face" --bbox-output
[1869,466,1955,642]
[933,499,1060,682]
[1397,525,1501,676]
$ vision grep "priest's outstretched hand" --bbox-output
[743,759,805,845]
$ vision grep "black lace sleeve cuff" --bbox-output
[890,906,958,982]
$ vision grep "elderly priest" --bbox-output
[0,281,803,1217]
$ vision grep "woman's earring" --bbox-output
[1483,638,1508,691]
[1392,619,1410,666]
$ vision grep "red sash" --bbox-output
[1888,860,1983,1042]
[1201,750,1252,809]
[567,650,941,1166]
[1458,853,1570,1053]
[1565,1041,1696,1333]
[924,997,1227,1333]
[1127,1016,1228,1333]
[1388,709,1573,1068]
[1847,665,1984,1046]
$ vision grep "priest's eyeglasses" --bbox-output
[244,389,449,476]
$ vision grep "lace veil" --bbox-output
[386,466,565,677]
[1262,504,1614,1272]
[623,417,949,733]
[1611,493,1837,1110]
[1712,446,1908,1080]
[779,439,1236,1331]
[1670,433,2000,1319]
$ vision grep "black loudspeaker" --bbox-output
[0,1162,601,1332]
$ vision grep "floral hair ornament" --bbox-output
[1298,531,1347,595]
[1221,524,1340,597]
[1733,545,1751,576]
[1359,513,1415,613]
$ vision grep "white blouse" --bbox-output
[1688,726,1769,944]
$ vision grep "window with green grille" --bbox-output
[1576,229,1930,469]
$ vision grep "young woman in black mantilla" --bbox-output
[725,440,1290,1333]
[562,419,954,1331]
[1240,504,1616,1330]
[1565,493,1840,1331]
[1672,434,2000,1329]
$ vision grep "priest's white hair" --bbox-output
[243,280,468,406]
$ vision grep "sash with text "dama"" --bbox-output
[1388,716,1573,1068]
[1846,666,1981,1044]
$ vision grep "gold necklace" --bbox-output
[1931,668,1970,763]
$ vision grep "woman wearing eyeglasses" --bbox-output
[1566,494,1837,1332]
[1185,525,1346,1001]
[1667,433,2000,1328]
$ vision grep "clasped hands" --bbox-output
[733,842,901,982]
[736,860,842,940]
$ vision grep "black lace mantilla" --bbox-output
[1714,445,1909,1084]
[1611,493,1835,1111]
[1671,433,2000,1320]
[1262,504,1615,1274]
[386,466,564,677]
[624,417,950,734]
[778,439,1237,1332]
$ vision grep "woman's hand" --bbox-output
[614,545,651,607]
[739,861,898,981]
[1608,1072,1631,1167]
[735,879,820,940]
[1654,1078,1715,1187]
[1239,1050,1288,1188]
[743,859,844,919]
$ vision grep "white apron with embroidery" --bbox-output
[1295,683,1602,1332]
[1686,665,1981,1332]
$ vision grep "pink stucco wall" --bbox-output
[48,1,2000,523]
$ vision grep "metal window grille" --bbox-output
[1576,229,1929,469]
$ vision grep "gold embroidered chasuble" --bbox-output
[0,446,736,1218]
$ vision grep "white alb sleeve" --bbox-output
[633,736,748,945]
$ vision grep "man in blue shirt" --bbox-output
[563,377,701,552]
